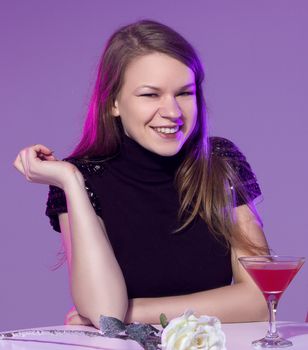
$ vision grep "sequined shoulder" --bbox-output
[63,157,109,176]
[45,157,108,233]
[210,136,262,205]
[210,137,246,162]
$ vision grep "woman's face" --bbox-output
[112,52,198,156]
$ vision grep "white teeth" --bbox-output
[154,126,180,134]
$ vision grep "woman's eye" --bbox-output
[140,93,158,97]
[139,92,194,98]
[178,91,194,96]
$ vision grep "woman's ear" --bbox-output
[111,99,120,117]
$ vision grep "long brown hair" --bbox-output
[71,19,266,255]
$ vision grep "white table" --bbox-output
[0,322,307,349]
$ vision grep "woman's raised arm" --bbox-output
[13,144,128,328]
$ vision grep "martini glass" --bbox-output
[239,255,305,348]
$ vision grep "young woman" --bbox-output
[14,19,269,329]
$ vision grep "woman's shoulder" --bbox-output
[209,136,246,161]
[209,136,262,204]
[62,155,116,176]
[45,155,112,233]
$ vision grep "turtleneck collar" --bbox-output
[108,134,186,184]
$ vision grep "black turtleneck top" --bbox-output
[46,135,261,299]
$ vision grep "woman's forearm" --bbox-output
[63,173,128,328]
[125,282,268,324]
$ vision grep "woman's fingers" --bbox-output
[25,144,53,165]
[37,152,57,161]
[64,306,79,325]
[32,144,54,157]
[64,309,92,326]
[13,144,57,180]
[20,148,33,181]
[13,153,26,175]
[65,306,77,319]
[66,314,92,326]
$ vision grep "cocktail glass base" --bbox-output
[252,335,292,348]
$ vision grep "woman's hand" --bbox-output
[13,144,83,190]
[65,306,93,326]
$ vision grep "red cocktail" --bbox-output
[239,256,305,348]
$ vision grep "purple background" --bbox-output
[1,0,307,331]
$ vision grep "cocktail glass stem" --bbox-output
[252,294,292,348]
[266,296,278,339]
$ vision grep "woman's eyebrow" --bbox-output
[136,83,195,91]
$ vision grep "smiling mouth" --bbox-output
[151,125,182,134]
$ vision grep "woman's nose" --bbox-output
[158,96,182,119]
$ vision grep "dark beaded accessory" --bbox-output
[45,157,111,232]
[210,136,261,205]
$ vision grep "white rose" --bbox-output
[161,310,226,350]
